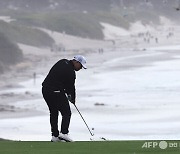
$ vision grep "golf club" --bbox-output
[74,104,94,136]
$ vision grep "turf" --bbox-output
[0,141,180,154]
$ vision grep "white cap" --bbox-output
[73,55,87,69]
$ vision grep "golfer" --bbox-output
[42,55,87,142]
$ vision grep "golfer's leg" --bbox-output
[61,108,71,134]
[59,94,71,134]
[49,109,59,137]
[42,87,60,137]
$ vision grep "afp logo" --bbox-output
[142,141,178,149]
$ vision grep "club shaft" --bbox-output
[74,104,94,136]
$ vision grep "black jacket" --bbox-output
[42,59,76,100]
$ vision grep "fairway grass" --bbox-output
[0,140,180,154]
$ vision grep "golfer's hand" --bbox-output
[70,99,75,105]
[67,95,75,104]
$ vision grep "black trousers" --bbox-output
[42,87,71,137]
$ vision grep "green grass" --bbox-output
[0,141,180,154]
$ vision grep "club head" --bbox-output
[100,137,107,141]
[90,136,107,141]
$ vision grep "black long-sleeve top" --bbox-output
[42,59,76,100]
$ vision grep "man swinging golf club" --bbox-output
[42,55,87,142]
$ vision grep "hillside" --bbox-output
[0,32,23,73]
[0,0,179,73]
[0,20,55,47]
[0,19,55,73]
[0,0,179,39]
